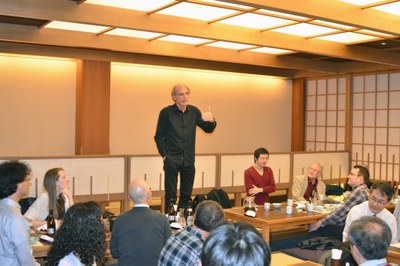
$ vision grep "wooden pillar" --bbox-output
[291,78,305,151]
[75,59,110,155]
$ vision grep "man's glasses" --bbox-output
[369,196,387,205]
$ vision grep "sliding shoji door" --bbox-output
[305,78,347,151]
[351,73,400,181]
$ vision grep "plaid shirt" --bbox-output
[158,226,204,266]
[319,183,369,227]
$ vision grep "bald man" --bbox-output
[110,179,171,266]
[292,163,326,202]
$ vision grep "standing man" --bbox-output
[155,84,217,213]
[343,182,397,243]
[309,165,370,241]
[110,179,171,266]
[292,163,325,202]
[0,161,37,265]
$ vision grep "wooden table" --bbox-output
[387,244,400,264]
[224,206,328,243]
[271,252,322,266]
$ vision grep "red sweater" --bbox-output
[244,166,276,205]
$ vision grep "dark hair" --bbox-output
[201,221,271,266]
[354,164,370,183]
[0,161,31,199]
[194,200,224,232]
[254,147,269,163]
[47,201,106,265]
[370,182,393,202]
[348,216,391,261]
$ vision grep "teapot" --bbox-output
[243,196,256,212]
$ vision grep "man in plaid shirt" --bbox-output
[158,200,224,266]
[309,165,370,241]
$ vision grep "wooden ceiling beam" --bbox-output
[226,0,400,36]
[0,0,399,67]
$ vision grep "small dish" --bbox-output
[272,203,281,209]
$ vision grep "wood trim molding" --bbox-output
[75,59,110,155]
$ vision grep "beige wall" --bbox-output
[0,54,293,156]
[110,63,293,154]
[0,54,76,156]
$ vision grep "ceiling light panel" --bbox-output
[272,23,338,37]
[205,41,256,50]
[258,9,309,21]
[104,29,163,38]
[340,0,383,5]
[156,2,237,21]
[44,21,109,33]
[197,0,254,10]
[312,20,355,30]
[218,13,294,29]
[158,35,211,44]
[372,2,400,16]
[316,32,380,43]
[249,47,294,55]
[84,0,176,12]
[357,29,395,37]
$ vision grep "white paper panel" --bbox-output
[220,155,253,187]
[22,158,75,198]
[193,155,217,188]
[130,156,164,191]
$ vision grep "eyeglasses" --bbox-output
[369,196,387,205]
[348,172,360,177]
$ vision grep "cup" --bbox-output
[287,199,293,207]
[286,206,293,214]
[307,203,314,212]
[319,194,324,202]
[264,202,270,211]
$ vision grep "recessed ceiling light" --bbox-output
[104,29,163,39]
[156,2,237,21]
[218,13,293,29]
[84,0,175,12]
[205,41,255,50]
[157,35,211,45]
[44,21,109,33]
[272,23,338,37]
[249,47,294,55]
[316,32,380,44]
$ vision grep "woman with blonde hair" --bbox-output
[24,167,73,227]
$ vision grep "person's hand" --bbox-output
[202,106,215,122]
[308,222,320,232]
[248,185,262,196]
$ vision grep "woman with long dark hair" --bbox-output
[47,201,106,265]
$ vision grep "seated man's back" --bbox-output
[110,179,171,266]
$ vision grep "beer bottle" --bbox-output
[186,207,194,226]
[168,198,176,224]
[47,209,56,237]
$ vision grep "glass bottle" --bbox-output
[168,198,177,224]
[47,209,56,237]
[186,206,194,226]
[177,208,186,227]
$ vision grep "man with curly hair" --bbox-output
[0,161,37,265]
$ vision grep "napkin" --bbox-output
[332,248,343,260]
[245,210,256,218]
